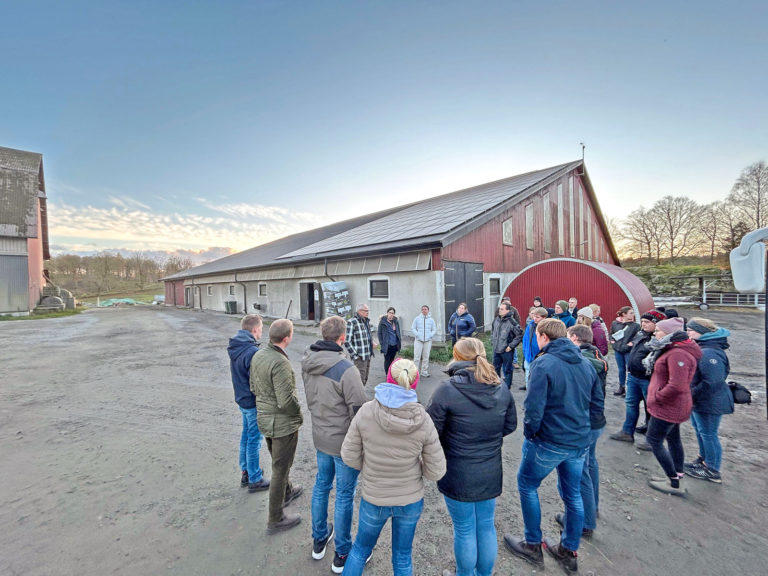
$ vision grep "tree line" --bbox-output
[612,161,767,264]
[49,253,192,295]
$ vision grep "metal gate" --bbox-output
[444,260,485,334]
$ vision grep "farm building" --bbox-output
[0,146,51,316]
[163,160,652,339]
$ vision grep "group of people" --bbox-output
[227,294,734,575]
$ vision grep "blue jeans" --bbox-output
[238,406,263,482]
[493,350,515,388]
[614,350,630,388]
[621,374,649,435]
[690,412,723,472]
[646,417,684,478]
[344,498,423,576]
[558,428,602,531]
[443,495,497,576]
[524,359,532,385]
[311,450,359,555]
[517,438,587,551]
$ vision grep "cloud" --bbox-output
[47,200,324,254]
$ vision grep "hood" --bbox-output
[373,383,425,435]
[446,364,501,409]
[555,311,572,320]
[670,338,704,361]
[227,330,258,361]
[541,337,584,364]
[696,327,730,347]
[301,340,346,374]
[579,343,599,354]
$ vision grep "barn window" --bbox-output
[369,278,389,299]
[207,286,213,296]
[489,277,500,296]
[569,177,575,257]
[557,183,564,255]
[525,203,534,250]
[229,285,235,296]
[502,217,514,246]
[258,283,267,296]
[543,192,551,253]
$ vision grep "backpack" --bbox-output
[728,381,752,405]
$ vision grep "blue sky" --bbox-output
[2,1,766,258]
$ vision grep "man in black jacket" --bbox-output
[610,310,666,443]
[491,302,524,389]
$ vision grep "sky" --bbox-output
[2,0,767,260]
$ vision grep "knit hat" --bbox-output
[687,319,716,334]
[641,310,666,323]
[664,308,680,319]
[655,317,685,334]
[556,300,569,313]
[387,358,419,390]
[577,307,594,320]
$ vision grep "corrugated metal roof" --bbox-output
[0,146,44,239]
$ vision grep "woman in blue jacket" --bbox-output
[684,317,734,483]
[522,307,549,389]
[427,338,517,576]
[447,303,476,346]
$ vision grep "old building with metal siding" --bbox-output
[0,146,50,315]
[163,160,645,338]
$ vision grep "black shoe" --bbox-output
[248,478,270,492]
[312,523,334,560]
[283,484,304,507]
[544,538,578,573]
[609,431,634,443]
[636,424,648,435]
[613,387,626,396]
[518,385,527,390]
[332,550,371,574]
[266,513,302,534]
[554,512,593,538]
[503,534,544,567]
[240,470,249,487]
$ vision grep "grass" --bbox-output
[77,285,164,305]
[398,332,523,365]
[0,309,83,321]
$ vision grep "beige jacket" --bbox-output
[341,387,446,506]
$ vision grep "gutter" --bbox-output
[234,271,247,315]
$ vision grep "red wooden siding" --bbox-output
[503,259,655,321]
[441,169,616,273]
[165,280,185,306]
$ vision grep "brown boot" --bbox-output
[267,513,302,534]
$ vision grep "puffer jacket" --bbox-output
[250,343,303,438]
[227,330,259,409]
[301,340,367,456]
[448,312,476,339]
[627,329,654,379]
[610,320,641,354]
[691,329,734,415]
[491,312,524,354]
[647,336,702,423]
[427,362,517,502]
[341,383,446,506]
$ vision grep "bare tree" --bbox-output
[699,202,722,262]
[655,195,704,261]
[727,161,768,231]
[718,201,750,254]
[620,206,666,264]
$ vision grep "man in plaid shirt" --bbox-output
[344,303,377,385]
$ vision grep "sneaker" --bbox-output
[613,387,626,396]
[554,512,593,538]
[544,538,578,573]
[332,551,371,574]
[648,478,687,497]
[283,484,304,507]
[636,441,653,452]
[312,523,334,560]
[503,534,544,567]
[635,424,648,435]
[685,464,722,483]
[266,512,302,534]
[240,470,249,487]
[685,455,705,469]
[248,478,270,492]
[609,431,634,443]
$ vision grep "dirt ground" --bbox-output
[1,305,767,576]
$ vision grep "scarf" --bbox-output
[642,331,688,375]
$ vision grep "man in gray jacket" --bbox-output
[491,302,524,389]
[302,316,367,573]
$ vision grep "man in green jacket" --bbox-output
[250,318,304,534]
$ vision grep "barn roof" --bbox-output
[0,146,46,240]
[166,159,606,280]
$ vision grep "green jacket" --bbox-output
[250,342,303,438]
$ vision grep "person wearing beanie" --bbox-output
[644,317,702,496]
[554,300,576,328]
[610,310,666,444]
[683,317,734,484]
[427,338,517,576]
[341,358,445,576]
[610,307,641,396]
[577,307,608,356]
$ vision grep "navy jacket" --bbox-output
[448,312,476,339]
[427,362,517,502]
[377,316,402,355]
[627,329,654,379]
[227,329,260,409]
[524,338,604,449]
[691,330,734,415]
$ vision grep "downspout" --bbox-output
[324,258,336,282]
[235,271,247,315]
